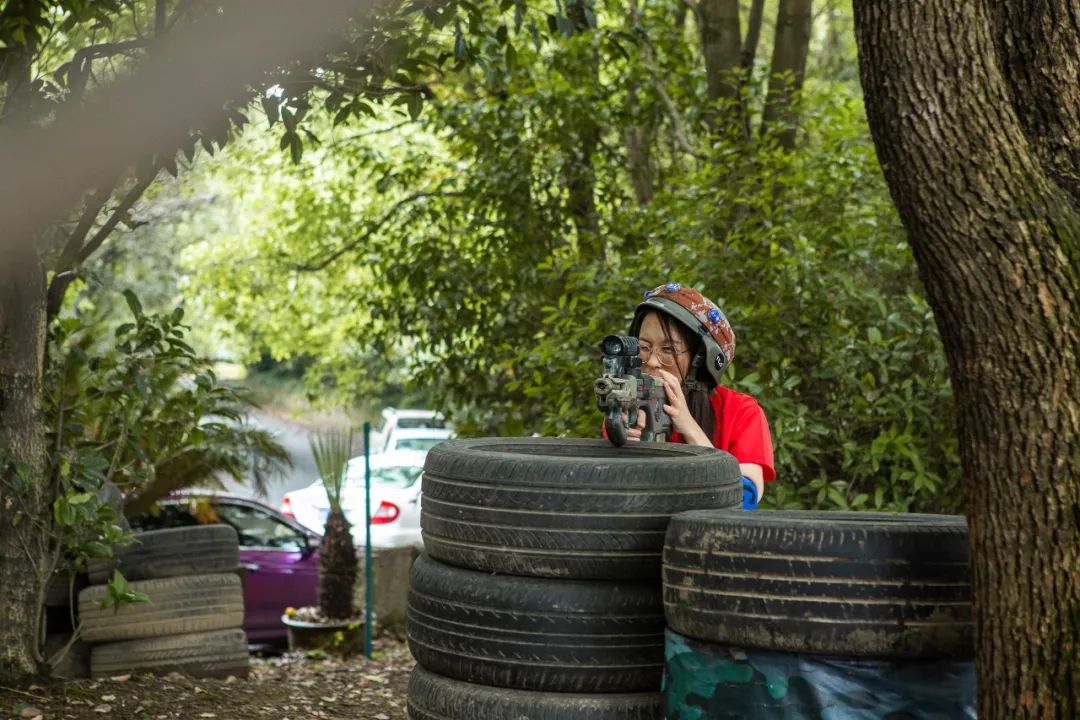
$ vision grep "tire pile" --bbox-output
[78,525,250,679]
[662,510,974,717]
[406,438,743,720]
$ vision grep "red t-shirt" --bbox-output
[670,386,776,483]
[600,385,776,482]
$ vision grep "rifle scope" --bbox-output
[600,335,640,357]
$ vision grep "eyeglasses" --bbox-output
[638,343,689,367]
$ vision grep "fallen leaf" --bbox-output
[94,704,112,713]
[101,694,116,701]
[19,707,43,719]
[109,674,131,682]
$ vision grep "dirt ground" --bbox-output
[0,637,413,720]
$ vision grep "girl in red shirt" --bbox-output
[622,282,775,505]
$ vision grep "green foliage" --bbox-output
[100,569,151,610]
[167,0,960,513]
[309,429,354,515]
[44,287,290,570]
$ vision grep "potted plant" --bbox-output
[281,429,364,655]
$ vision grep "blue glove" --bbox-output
[741,476,759,510]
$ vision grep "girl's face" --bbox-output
[637,312,692,381]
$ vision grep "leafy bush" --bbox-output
[44,289,290,574]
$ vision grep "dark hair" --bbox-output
[637,310,716,441]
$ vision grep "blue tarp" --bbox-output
[663,629,976,720]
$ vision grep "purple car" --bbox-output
[130,494,320,644]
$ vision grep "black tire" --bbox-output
[407,554,664,693]
[87,525,239,584]
[407,666,662,720]
[421,438,741,579]
[44,570,85,607]
[78,572,244,644]
[663,510,973,659]
[90,629,249,679]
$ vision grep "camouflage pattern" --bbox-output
[662,630,976,720]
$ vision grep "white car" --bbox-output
[371,408,451,454]
[383,426,454,454]
[280,449,430,549]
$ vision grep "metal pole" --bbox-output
[363,421,373,659]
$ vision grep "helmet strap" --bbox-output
[682,352,708,394]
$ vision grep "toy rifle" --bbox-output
[593,335,672,446]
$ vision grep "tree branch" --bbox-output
[325,120,411,148]
[56,174,122,269]
[653,80,706,160]
[165,0,196,33]
[76,168,160,265]
[72,39,149,64]
[45,167,159,320]
[294,190,467,272]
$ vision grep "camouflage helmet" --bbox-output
[629,282,735,384]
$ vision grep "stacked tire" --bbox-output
[79,525,249,679]
[407,438,743,720]
[662,510,976,718]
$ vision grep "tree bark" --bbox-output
[0,242,50,685]
[697,0,742,135]
[624,98,655,206]
[624,0,654,206]
[563,0,604,260]
[854,2,1080,718]
[989,1,1080,210]
[761,0,812,149]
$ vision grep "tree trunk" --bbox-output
[318,511,357,620]
[0,243,50,685]
[697,0,743,135]
[624,105,654,206]
[624,0,653,206]
[854,2,1080,718]
[563,0,604,261]
[761,0,812,149]
[740,0,766,78]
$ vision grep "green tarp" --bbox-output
[663,629,976,720]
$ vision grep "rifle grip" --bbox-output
[605,417,628,447]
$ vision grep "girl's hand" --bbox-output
[656,369,711,447]
[621,409,647,441]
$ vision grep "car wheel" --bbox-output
[421,438,741,579]
[79,573,244,644]
[663,510,973,659]
[87,525,240,584]
[407,666,661,720]
[407,554,664,693]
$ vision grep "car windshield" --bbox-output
[397,417,446,429]
[351,465,423,488]
[394,438,446,452]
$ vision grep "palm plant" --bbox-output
[309,429,357,620]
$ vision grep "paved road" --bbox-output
[218,412,328,508]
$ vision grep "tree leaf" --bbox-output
[406,93,423,121]
[122,290,143,318]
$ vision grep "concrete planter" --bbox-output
[281,614,365,657]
